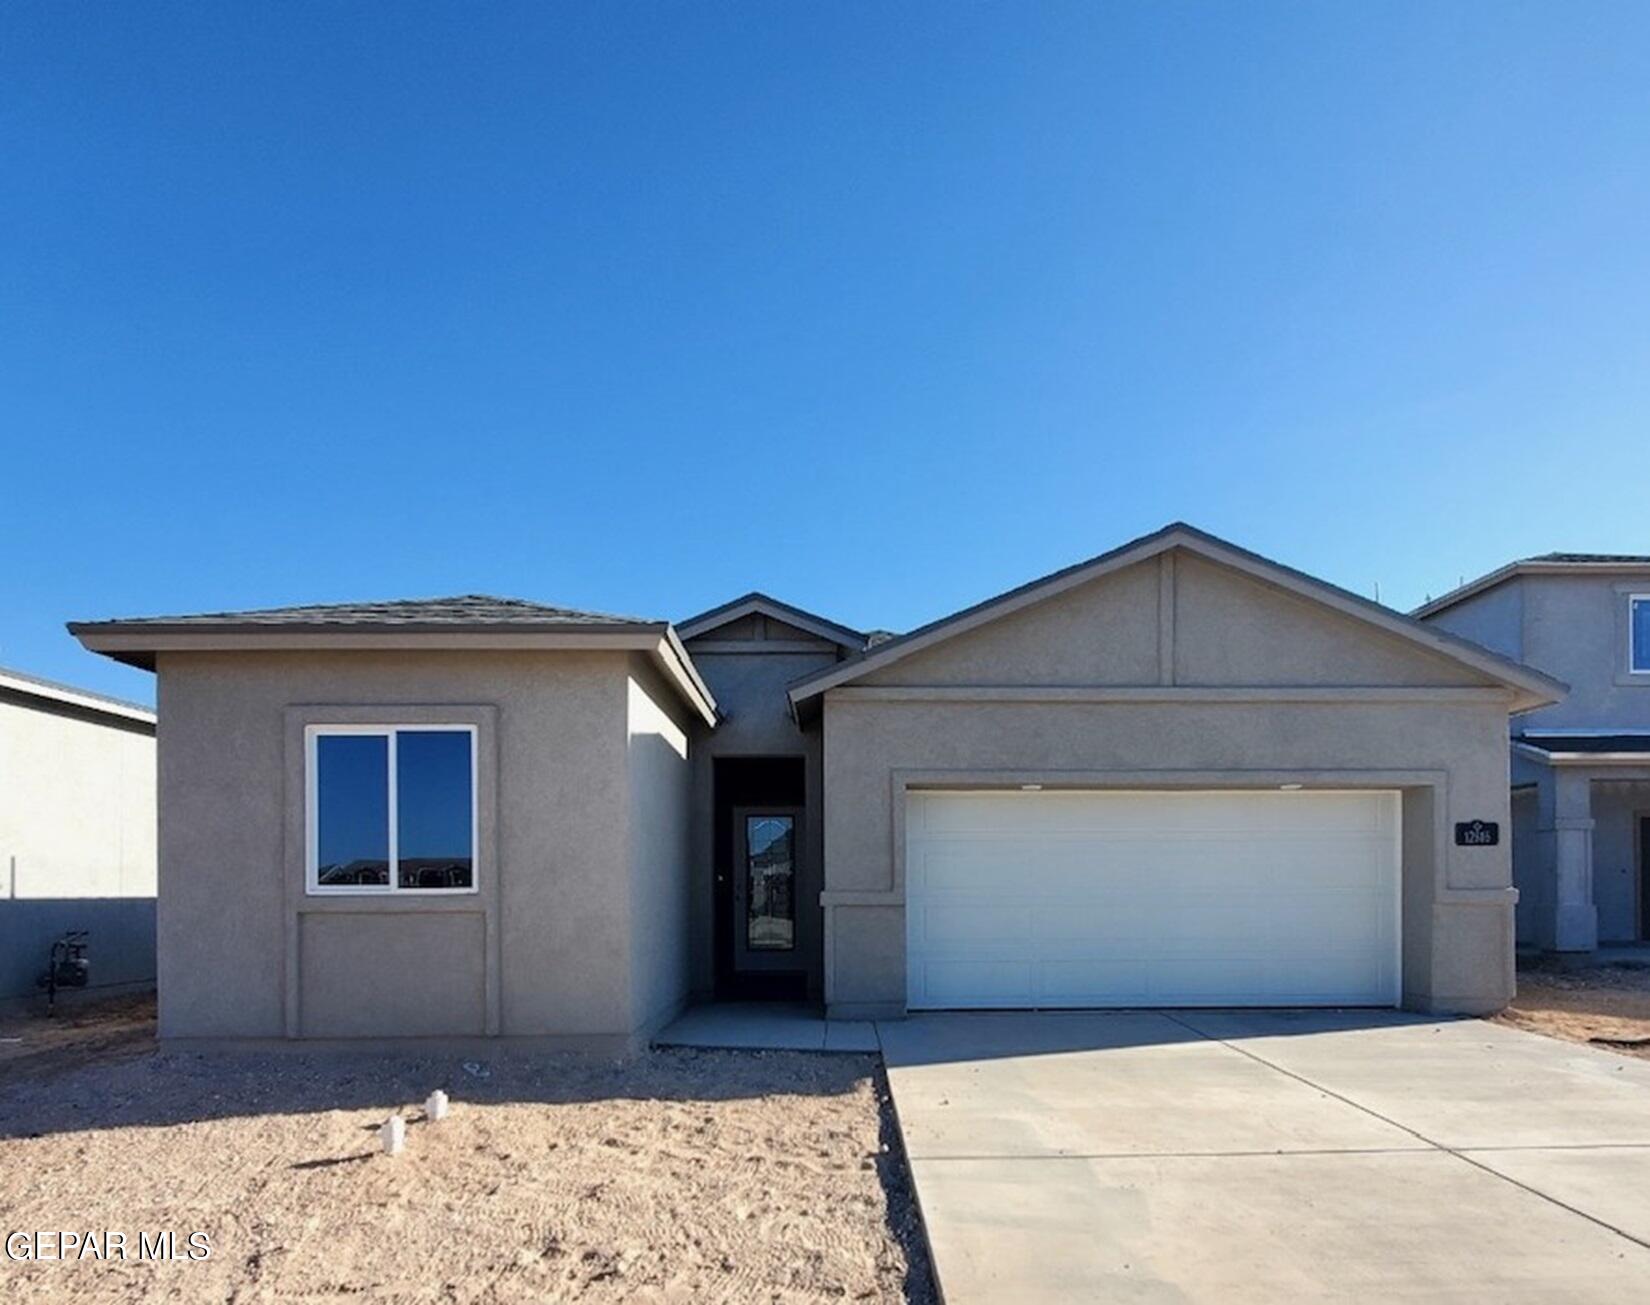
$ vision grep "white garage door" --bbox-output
[905,789,1400,1009]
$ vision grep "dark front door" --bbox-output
[1640,816,1650,941]
[713,756,807,1000]
[732,808,802,974]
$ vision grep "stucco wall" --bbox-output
[1592,779,1649,942]
[1421,581,1525,663]
[1510,786,1543,946]
[0,697,155,900]
[626,656,694,1034]
[0,695,156,999]
[820,550,1520,1017]
[1520,574,1650,730]
[155,649,661,1046]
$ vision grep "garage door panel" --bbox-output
[919,903,1035,944]
[906,790,1400,1009]
[919,959,1034,1007]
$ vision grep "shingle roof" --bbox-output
[1525,552,1650,564]
[72,594,660,631]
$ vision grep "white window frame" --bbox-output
[1632,594,1650,675]
[304,723,480,896]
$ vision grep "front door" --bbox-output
[732,807,802,975]
[1640,816,1650,941]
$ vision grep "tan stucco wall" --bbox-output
[821,550,1521,1018]
[1172,554,1494,688]
[156,649,689,1047]
[626,656,695,1032]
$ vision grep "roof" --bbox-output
[677,592,867,649]
[1526,552,1650,564]
[1413,554,1650,619]
[1519,733,1650,754]
[0,664,156,729]
[1515,732,1650,765]
[787,522,1568,717]
[71,593,656,631]
[68,593,717,727]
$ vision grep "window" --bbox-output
[1633,595,1650,674]
[306,725,477,894]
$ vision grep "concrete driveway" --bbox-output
[877,1010,1650,1303]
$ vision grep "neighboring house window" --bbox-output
[1634,595,1650,674]
[306,725,477,894]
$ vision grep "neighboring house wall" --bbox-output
[1510,785,1543,946]
[1592,780,1648,944]
[1520,574,1650,731]
[821,551,1520,1017]
[0,687,156,1001]
[156,649,688,1048]
[1420,581,1524,663]
[683,625,837,1000]
[1425,570,1650,945]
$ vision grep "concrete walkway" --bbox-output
[878,1010,1650,1303]
[655,1002,879,1052]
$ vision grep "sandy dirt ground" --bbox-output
[1493,961,1650,1059]
[0,1000,935,1303]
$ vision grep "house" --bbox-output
[1416,554,1650,952]
[68,524,1564,1049]
[0,665,157,1004]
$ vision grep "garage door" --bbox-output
[905,789,1400,1009]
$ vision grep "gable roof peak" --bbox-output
[677,591,866,648]
[787,521,1565,717]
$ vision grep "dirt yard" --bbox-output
[1493,960,1650,1059]
[0,1000,934,1303]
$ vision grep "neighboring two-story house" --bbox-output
[1416,556,1650,952]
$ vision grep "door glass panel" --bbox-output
[746,816,795,951]
[315,734,390,886]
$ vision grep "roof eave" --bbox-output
[0,668,156,726]
[1414,559,1650,619]
[68,622,720,727]
[1513,741,1650,766]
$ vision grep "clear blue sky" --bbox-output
[4,2,1648,706]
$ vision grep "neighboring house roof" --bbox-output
[1514,733,1650,765]
[0,663,156,730]
[677,592,867,650]
[69,594,717,726]
[1412,554,1650,619]
[786,522,1568,716]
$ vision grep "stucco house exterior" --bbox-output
[1416,554,1650,952]
[70,524,1564,1048]
[1,665,157,1004]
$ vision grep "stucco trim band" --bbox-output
[826,686,1518,706]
